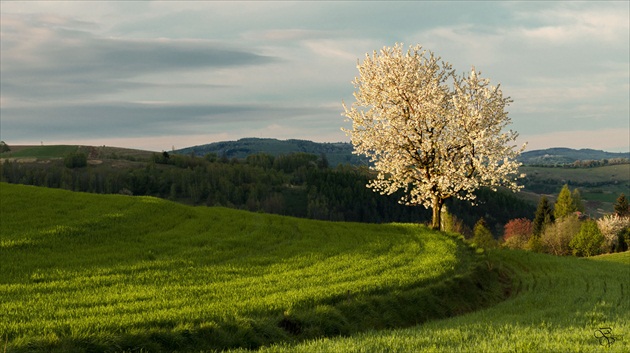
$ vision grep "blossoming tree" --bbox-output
[342,43,525,230]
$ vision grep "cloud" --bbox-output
[514,3,629,44]
[1,2,627,152]
[0,101,342,141]
[0,14,276,101]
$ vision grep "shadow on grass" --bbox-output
[8,241,513,353]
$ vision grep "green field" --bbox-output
[0,145,79,159]
[0,183,500,352]
[0,145,155,161]
[521,164,630,185]
[1,183,628,352]
[242,250,629,353]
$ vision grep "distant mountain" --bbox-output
[175,138,629,167]
[174,138,368,166]
[519,148,629,166]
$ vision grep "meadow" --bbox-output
[0,183,503,352]
[1,183,627,352]
[238,250,629,353]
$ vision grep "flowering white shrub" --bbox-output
[597,214,630,250]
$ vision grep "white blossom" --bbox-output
[342,43,525,229]
[597,214,630,249]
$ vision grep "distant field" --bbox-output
[0,183,499,352]
[521,164,630,214]
[0,145,155,161]
[0,145,78,159]
[521,164,630,185]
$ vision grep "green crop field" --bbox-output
[0,183,503,352]
[240,251,629,353]
[1,183,627,352]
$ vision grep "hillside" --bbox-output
[2,183,627,352]
[519,147,629,166]
[3,140,627,167]
[1,140,627,217]
[0,144,154,161]
[174,138,367,166]
[0,183,504,352]
[173,137,629,166]
[521,164,630,215]
[242,250,630,353]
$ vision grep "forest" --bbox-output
[0,149,535,237]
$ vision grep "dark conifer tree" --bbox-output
[533,196,554,236]
[614,193,629,217]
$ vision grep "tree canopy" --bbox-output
[342,43,524,229]
[554,184,577,219]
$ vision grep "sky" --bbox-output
[1,1,628,152]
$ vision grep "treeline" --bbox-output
[0,151,535,234]
[526,158,629,168]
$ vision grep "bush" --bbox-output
[471,219,497,249]
[570,220,605,257]
[597,214,630,252]
[0,141,10,153]
[503,218,533,250]
[540,215,581,256]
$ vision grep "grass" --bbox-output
[521,164,630,185]
[0,145,155,161]
[3,182,627,352]
[239,251,629,353]
[0,183,501,352]
[0,145,79,159]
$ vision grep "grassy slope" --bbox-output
[0,183,502,352]
[521,164,630,214]
[244,251,629,353]
[0,145,154,160]
[0,145,79,159]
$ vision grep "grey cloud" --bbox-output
[0,102,335,140]
[1,15,276,99]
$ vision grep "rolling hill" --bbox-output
[173,137,629,166]
[2,183,627,352]
[0,183,503,352]
[174,138,367,166]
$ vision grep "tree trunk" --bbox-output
[431,196,443,230]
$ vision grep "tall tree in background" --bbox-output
[532,196,554,237]
[554,184,577,219]
[342,43,524,229]
[0,141,10,153]
[614,193,629,217]
[571,188,584,213]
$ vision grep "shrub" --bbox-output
[540,215,581,256]
[597,214,630,252]
[0,141,10,153]
[503,218,532,250]
[570,220,605,257]
[471,218,497,249]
